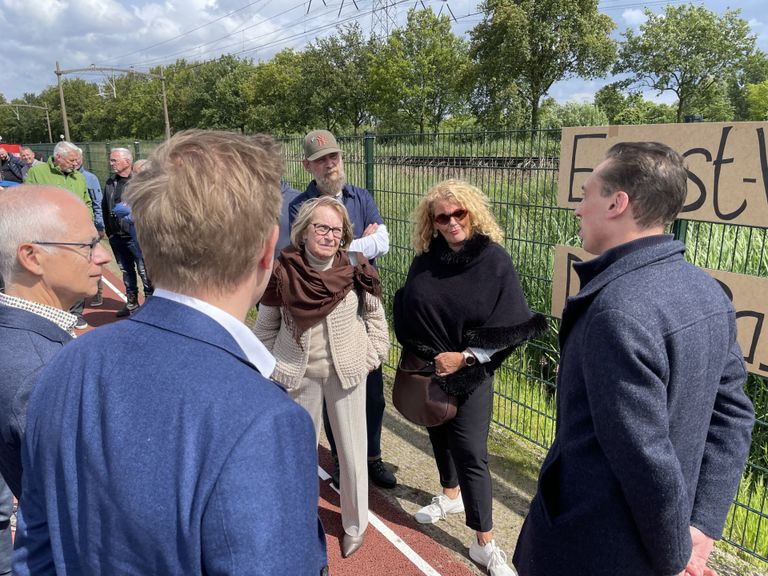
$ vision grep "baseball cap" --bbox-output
[304,130,343,161]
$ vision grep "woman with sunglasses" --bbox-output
[393,179,546,576]
[253,196,389,559]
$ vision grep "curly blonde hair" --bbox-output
[411,179,503,254]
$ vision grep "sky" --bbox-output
[1,0,766,107]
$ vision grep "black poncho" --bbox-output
[393,233,547,396]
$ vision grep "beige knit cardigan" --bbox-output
[253,290,389,390]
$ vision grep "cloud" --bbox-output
[563,92,595,104]
[621,9,647,29]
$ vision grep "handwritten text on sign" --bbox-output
[558,123,768,228]
[551,245,768,377]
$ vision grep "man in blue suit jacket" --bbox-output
[13,131,328,576]
[513,142,754,576]
[0,185,112,575]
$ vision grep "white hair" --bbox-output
[53,141,80,158]
[0,186,64,283]
[111,147,133,162]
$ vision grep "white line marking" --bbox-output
[317,465,442,576]
[101,276,127,303]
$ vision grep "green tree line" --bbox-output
[2,1,767,144]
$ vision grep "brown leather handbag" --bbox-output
[392,349,458,427]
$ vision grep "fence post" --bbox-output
[671,219,688,243]
[84,143,93,171]
[364,131,375,194]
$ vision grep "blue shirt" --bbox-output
[79,167,104,231]
[289,181,387,262]
[276,180,301,258]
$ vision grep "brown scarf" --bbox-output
[260,246,381,341]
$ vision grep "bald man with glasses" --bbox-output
[0,185,111,503]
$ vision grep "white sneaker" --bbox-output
[469,539,518,576]
[414,493,465,524]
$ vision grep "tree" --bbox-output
[729,49,768,120]
[370,8,469,133]
[301,24,375,134]
[613,95,675,125]
[464,63,528,130]
[594,83,626,124]
[242,49,305,134]
[684,79,734,122]
[198,56,252,133]
[539,99,608,129]
[745,81,768,120]
[469,0,616,129]
[615,4,755,123]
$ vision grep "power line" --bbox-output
[108,0,274,63]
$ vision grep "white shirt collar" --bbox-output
[152,288,275,378]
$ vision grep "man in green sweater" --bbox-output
[25,142,91,212]
[25,141,93,329]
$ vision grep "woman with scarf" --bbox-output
[253,196,389,559]
[393,180,546,576]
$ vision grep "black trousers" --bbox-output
[323,366,385,460]
[428,374,494,532]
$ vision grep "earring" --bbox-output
[340,239,346,247]
[432,229,438,238]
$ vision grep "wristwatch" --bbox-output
[462,349,477,366]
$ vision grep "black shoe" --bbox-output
[369,458,396,489]
[74,315,88,330]
[330,455,340,490]
[116,294,140,318]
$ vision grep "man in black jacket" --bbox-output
[0,148,26,183]
[102,148,153,316]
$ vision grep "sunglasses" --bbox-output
[433,209,468,225]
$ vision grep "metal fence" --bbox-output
[37,130,767,566]
[285,129,768,567]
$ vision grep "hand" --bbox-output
[434,352,464,377]
[362,223,379,237]
[684,527,717,576]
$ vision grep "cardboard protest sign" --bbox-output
[552,245,768,377]
[558,123,768,228]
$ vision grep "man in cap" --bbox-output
[289,129,396,490]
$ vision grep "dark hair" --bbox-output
[600,141,688,228]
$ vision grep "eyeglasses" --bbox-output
[311,223,343,239]
[32,239,100,262]
[433,209,468,225]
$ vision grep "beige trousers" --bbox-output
[291,369,368,537]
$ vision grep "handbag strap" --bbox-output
[398,349,436,374]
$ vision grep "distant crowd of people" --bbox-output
[0,130,755,576]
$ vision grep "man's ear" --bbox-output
[16,243,45,277]
[302,158,311,172]
[258,226,279,271]
[607,191,630,218]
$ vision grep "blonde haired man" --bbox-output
[14,131,328,576]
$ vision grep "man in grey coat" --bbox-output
[513,142,754,576]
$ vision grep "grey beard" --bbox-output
[315,171,345,196]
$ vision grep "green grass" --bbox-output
[724,469,768,566]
